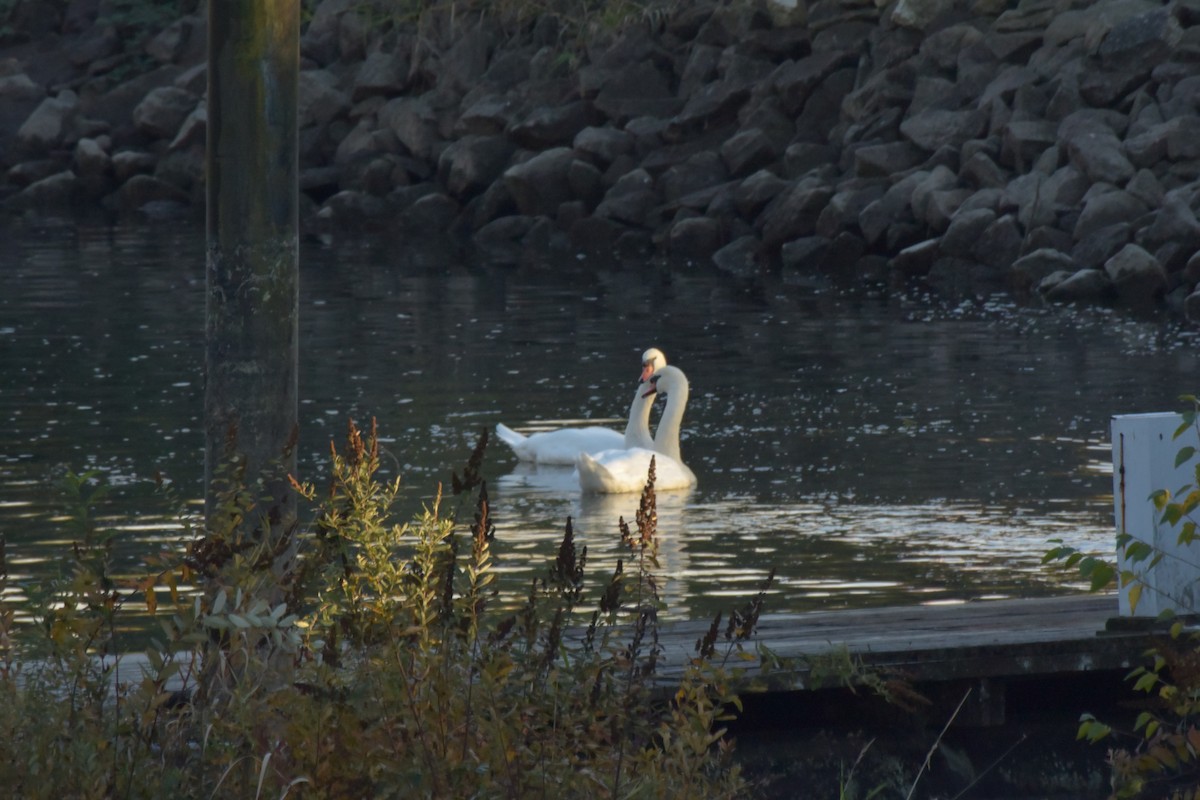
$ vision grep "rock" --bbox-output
[112,150,158,183]
[899,108,988,152]
[758,176,833,251]
[146,17,200,65]
[378,95,442,162]
[401,191,460,230]
[815,182,884,239]
[132,86,198,139]
[1072,222,1131,270]
[852,141,925,178]
[74,137,110,195]
[438,134,515,200]
[858,171,925,246]
[959,151,1007,189]
[17,90,78,151]
[169,105,206,151]
[5,170,77,211]
[510,102,593,149]
[334,117,398,166]
[458,94,517,136]
[975,213,1023,270]
[573,126,634,166]
[595,168,660,227]
[569,215,627,253]
[503,147,575,217]
[113,173,190,214]
[299,70,351,128]
[720,128,778,177]
[668,216,725,260]
[712,235,761,277]
[733,169,788,218]
[1041,267,1112,304]
[1186,289,1200,324]
[1073,190,1148,241]
[7,159,64,188]
[0,72,42,101]
[1096,8,1182,74]
[1061,128,1135,185]
[891,0,955,30]
[1000,119,1056,171]
[783,142,840,178]
[567,159,604,209]
[772,50,858,116]
[668,79,752,137]
[353,47,410,101]
[890,237,939,277]
[591,60,679,123]
[1011,247,1076,294]
[659,151,728,204]
[1104,242,1167,311]
[941,208,996,258]
[1136,191,1200,258]
[781,236,831,274]
[1125,167,1164,210]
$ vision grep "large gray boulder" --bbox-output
[594,167,660,227]
[17,90,78,151]
[132,86,197,139]
[438,134,515,199]
[503,147,575,217]
[1104,243,1167,311]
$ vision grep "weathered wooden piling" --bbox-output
[203,1,300,527]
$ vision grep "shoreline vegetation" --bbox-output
[2,0,1200,322]
[0,422,765,797]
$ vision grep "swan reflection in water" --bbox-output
[493,462,695,613]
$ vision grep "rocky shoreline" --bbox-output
[4,0,1200,322]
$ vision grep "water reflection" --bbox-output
[0,220,1195,624]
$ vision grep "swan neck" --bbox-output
[653,380,687,462]
[623,384,654,448]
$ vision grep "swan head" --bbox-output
[648,364,687,400]
[639,347,667,383]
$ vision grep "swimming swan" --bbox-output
[495,348,667,465]
[575,364,696,493]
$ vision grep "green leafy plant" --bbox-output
[0,421,762,798]
[1046,395,1200,798]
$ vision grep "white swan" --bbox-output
[576,364,697,493]
[495,348,667,465]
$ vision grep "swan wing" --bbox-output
[497,425,624,465]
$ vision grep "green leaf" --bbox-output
[1176,447,1196,468]
[1128,583,1143,614]
[1088,562,1115,591]
[1134,672,1159,693]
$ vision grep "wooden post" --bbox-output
[1112,413,1200,616]
[204,0,300,528]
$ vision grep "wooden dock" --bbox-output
[653,593,1170,725]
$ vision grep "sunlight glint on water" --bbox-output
[0,221,1193,624]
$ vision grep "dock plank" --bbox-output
[651,593,1166,690]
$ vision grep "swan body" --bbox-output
[495,348,667,465]
[576,364,696,493]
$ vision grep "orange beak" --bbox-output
[639,362,655,382]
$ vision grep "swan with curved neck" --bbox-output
[576,364,696,493]
[495,348,667,465]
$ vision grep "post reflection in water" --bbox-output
[0,221,1194,624]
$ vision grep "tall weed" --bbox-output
[0,420,756,798]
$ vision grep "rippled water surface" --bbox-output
[1,221,1196,623]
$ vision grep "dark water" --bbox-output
[1,220,1195,623]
